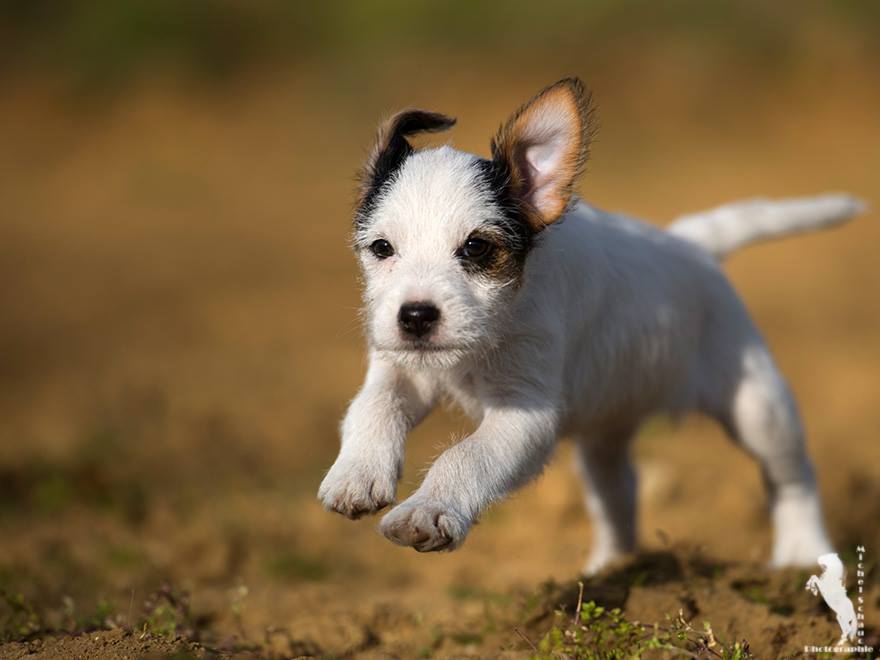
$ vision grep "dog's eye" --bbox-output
[369,239,395,259]
[461,237,493,260]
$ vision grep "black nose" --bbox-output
[398,302,440,338]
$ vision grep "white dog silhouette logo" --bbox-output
[806,552,858,645]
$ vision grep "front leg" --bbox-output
[318,356,435,519]
[380,399,560,551]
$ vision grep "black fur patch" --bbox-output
[357,142,412,228]
[468,158,537,280]
[356,110,456,231]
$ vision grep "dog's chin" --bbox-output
[374,341,470,370]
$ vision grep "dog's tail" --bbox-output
[667,193,866,260]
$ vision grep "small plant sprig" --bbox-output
[0,590,43,642]
[140,583,198,640]
[532,584,751,659]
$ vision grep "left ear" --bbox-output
[491,77,594,229]
[357,109,456,211]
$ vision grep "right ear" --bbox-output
[357,109,456,210]
[491,78,594,230]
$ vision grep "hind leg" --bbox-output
[708,344,832,566]
[836,611,856,644]
[574,427,638,574]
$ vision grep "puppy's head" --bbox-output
[353,78,594,369]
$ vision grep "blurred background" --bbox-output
[0,1,878,656]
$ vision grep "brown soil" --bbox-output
[0,629,214,660]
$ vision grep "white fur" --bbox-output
[354,148,517,370]
[319,142,862,571]
[668,194,865,259]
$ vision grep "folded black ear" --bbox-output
[491,78,594,230]
[357,109,456,211]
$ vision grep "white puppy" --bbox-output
[318,78,863,573]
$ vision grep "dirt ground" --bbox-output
[1,56,879,658]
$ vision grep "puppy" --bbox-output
[318,77,863,573]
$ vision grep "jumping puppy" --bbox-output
[318,77,863,572]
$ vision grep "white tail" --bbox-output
[667,194,866,259]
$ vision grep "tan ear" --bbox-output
[357,109,456,210]
[491,78,594,229]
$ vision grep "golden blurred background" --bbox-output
[0,2,878,656]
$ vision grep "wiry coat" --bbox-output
[318,78,863,572]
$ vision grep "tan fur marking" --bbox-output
[487,247,525,284]
[461,230,527,286]
[481,243,522,284]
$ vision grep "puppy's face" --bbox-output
[356,147,533,369]
[353,79,594,369]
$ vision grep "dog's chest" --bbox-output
[438,370,486,422]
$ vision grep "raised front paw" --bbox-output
[317,457,398,519]
[379,497,471,552]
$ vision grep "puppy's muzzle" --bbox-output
[398,302,440,339]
